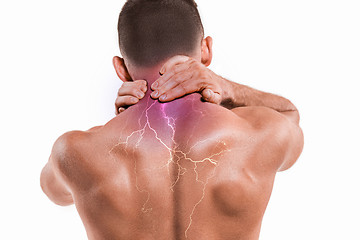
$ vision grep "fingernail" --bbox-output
[131,97,138,103]
[159,95,167,101]
[160,67,165,74]
[152,82,158,89]
[137,91,144,98]
[152,91,159,98]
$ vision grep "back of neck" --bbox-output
[130,64,202,107]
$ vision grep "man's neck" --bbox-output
[133,68,162,103]
[139,81,202,107]
[130,65,203,108]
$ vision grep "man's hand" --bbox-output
[150,56,225,104]
[115,56,226,115]
[115,80,148,115]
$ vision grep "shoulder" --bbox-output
[52,130,89,157]
[230,106,300,141]
[231,106,289,129]
[51,130,90,179]
[231,106,304,171]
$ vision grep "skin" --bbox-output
[41,36,304,240]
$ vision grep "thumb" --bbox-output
[201,89,221,104]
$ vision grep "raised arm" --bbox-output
[149,56,299,123]
[219,79,300,124]
[221,80,297,112]
[113,55,300,125]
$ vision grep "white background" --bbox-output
[1,0,359,239]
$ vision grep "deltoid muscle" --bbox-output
[109,97,230,238]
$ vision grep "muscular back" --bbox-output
[55,93,297,240]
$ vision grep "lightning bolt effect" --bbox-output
[109,97,230,238]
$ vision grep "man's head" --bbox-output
[113,0,213,81]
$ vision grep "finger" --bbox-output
[159,55,191,75]
[118,83,146,99]
[201,89,213,101]
[134,79,148,89]
[119,80,147,93]
[152,71,195,99]
[116,107,126,115]
[201,89,222,104]
[115,96,139,110]
[134,80,148,93]
[158,81,195,102]
[138,80,148,92]
[115,108,126,115]
[152,73,184,98]
[151,63,190,91]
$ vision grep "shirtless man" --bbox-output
[40,0,304,239]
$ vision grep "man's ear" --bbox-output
[113,56,132,82]
[201,36,213,67]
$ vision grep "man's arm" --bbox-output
[216,71,303,171]
[113,55,300,124]
[149,56,300,123]
[220,78,300,124]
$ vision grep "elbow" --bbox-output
[291,110,300,125]
[40,164,74,206]
[278,124,304,172]
[51,194,74,207]
[40,164,51,197]
[40,180,74,206]
[282,109,300,126]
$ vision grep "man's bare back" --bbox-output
[41,2,303,238]
[47,91,299,240]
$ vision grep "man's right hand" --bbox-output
[115,80,148,115]
[151,56,225,105]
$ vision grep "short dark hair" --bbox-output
[118,0,204,67]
